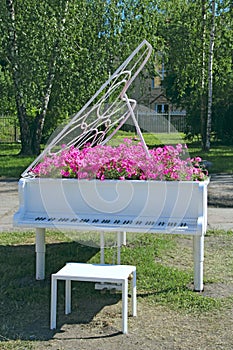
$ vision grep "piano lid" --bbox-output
[22,40,153,178]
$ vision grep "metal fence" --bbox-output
[0,116,20,143]
[133,111,187,133]
[0,111,187,144]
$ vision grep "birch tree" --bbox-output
[200,0,207,149]
[213,1,233,144]
[3,0,71,154]
[160,0,231,149]
[1,0,160,155]
[1,0,112,155]
[205,0,216,151]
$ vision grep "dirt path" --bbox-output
[36,300,233,350]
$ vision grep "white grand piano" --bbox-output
[14,40,208,291]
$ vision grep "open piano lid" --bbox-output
[22,40,153,178]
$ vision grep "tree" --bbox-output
[2,0,72,154]
[1,0,113,154]
[205,0,215,151]
[159,0,232,149]
[1,0,161,155]
[200,0,207,149]
[211,1,233,144]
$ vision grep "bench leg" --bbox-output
[65,279,71,314]
[50,276,57,329]
[122,279,128,334]
[131,270,137,317]
[100,232,105,264]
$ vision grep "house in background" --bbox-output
[129,61,186,133]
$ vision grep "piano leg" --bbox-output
[117,232,121,264]
[100,231,105,264]
[121,231,127,246]
[95,232,125,291]
[193,235,204,292]
[35,228,46,280]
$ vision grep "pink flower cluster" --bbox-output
[32,139,208,181]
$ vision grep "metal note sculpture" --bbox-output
[22,40,152,178]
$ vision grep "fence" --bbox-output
[129,111,187,133]
[0,111,187,144]
[0,116,20,143]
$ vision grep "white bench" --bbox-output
[50,263,137,334]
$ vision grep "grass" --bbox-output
[1,134,233,178]
[188,144,233,174]
[0,229,232,349]
[0,143,34,178]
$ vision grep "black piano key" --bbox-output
[135,221,142,225]
[58,218,69,222]
[168,222,175,227]
[35,217,46,221]
[101,219,111,224]
[145,221,155,225]
[158,221,165,226]
[123,220,133,225]
[80,218,90,223]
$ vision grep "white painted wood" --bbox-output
[50,263,136,334]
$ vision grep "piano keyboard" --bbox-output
[18,214,201,235]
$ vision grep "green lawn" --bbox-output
[0,143,34,178]
[188,144,233,174]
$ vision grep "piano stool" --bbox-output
[50,262,137,334]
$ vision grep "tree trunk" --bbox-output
[6,0,33,155]
[32,46,58,155]
[31,0,69,155]
[17,103,33,155]
[200,0,207,149]
[205,0,215,151]
[6,0,69,156]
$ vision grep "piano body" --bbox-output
[14,177,208,291]
[13,40,209,291]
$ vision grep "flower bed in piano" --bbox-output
[31,139,208,181]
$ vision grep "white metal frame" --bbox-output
[22,40,153,177]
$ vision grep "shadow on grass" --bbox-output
[0,241,121,341]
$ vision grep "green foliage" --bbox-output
[160,0,233,145]
[0,116,19,142]
[0,0,162,154]
[0,0,232,152]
